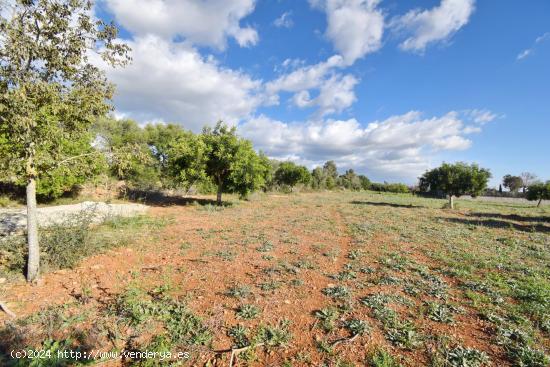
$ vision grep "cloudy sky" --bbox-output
[95,0,550,185]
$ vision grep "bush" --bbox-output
[369,182,410,193]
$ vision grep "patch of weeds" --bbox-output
[368,348,402,367]
[360,266,376,274]
[316,339,334,355]
[215,249,236,261]
[179,241,192,253]
[262,254,274,261]
[379,253,409,272]
[226,284,252,299]
[322,285,351,299]
[496,325,549,367]
[314,307,341,332]
[332,270,357,281]
[228,325,250,348]
[443,346,490,367]
[293,259,316,270]
[236,304,261,320]
[256,241,274,252]
[348,249,364,260]
[507,345,549,367]
[256,320,292,348]
[344,319,369,336]
[158,300,212,346]
[259,280,282,291]
[111,286,156,325]
[425,302,455,323]
[360,294,392,310]
[385,321,422,350]
[403,284,422,297]
[377,274,402,286]
[290,278,304,287]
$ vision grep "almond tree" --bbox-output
[0,0,129,281]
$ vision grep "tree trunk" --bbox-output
[538,198,542,207]
[449,195,454,209]
[216,181,223,206]
[26,177,40,282]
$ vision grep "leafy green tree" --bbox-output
[0,0,129,281]
[526,181,550,207]
[358,175,371,191]
[93,118,158,186]
[311,167,325,190]
[338,169,361,190]
[323,161,338,190]
[502,174,523,193]
[168,130,208,190]
[198,122,269,204]
[274,161,311,191]
[419,162,491,209]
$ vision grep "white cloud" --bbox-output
[93,35,263,130]
[102,0,258,49]
[535,32,550,44]
[266,55,358,116]
[310,0,384,65]
[517,49,532,61]
[517,32,550,61]
[463,109,500,124]
[391,0,475,52]
[274,11,293,28]
[239,110,477,182]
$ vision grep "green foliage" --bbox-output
[502,174,523,192]
[526,181,550,206]
[0,0,129,189]
[170,122,270,203]
[368,348,402,367]
[314,307,341,332]
[419,162,491,198]
[274,161,312,189]
[338,169,362,191]
[369,182,410,193]
[236,304,261,319]
[442,346,489,367]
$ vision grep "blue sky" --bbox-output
[95,0,550,186]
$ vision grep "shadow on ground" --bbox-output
[468,212,550,223]
[350,201,425,209]
[121,189,230,207]
[440,216,550,234]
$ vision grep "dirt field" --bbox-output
[0,192,548,366]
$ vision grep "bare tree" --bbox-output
[520,172,537,193]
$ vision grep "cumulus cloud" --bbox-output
[239,110,477,181]
[310,0,384,65]
[274,11,293,28]
[266,55,358,116]
[102,0,258,49]
[93,35,263,130]
[391,0,475,52]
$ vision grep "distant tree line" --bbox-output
[1,117,416,205]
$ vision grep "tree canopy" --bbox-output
[274,161,311,190]
[502,174,523,193]
[526,181,550,207]
[0,0,130,281]
[419,162,491,208]
[170,122,270,204]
